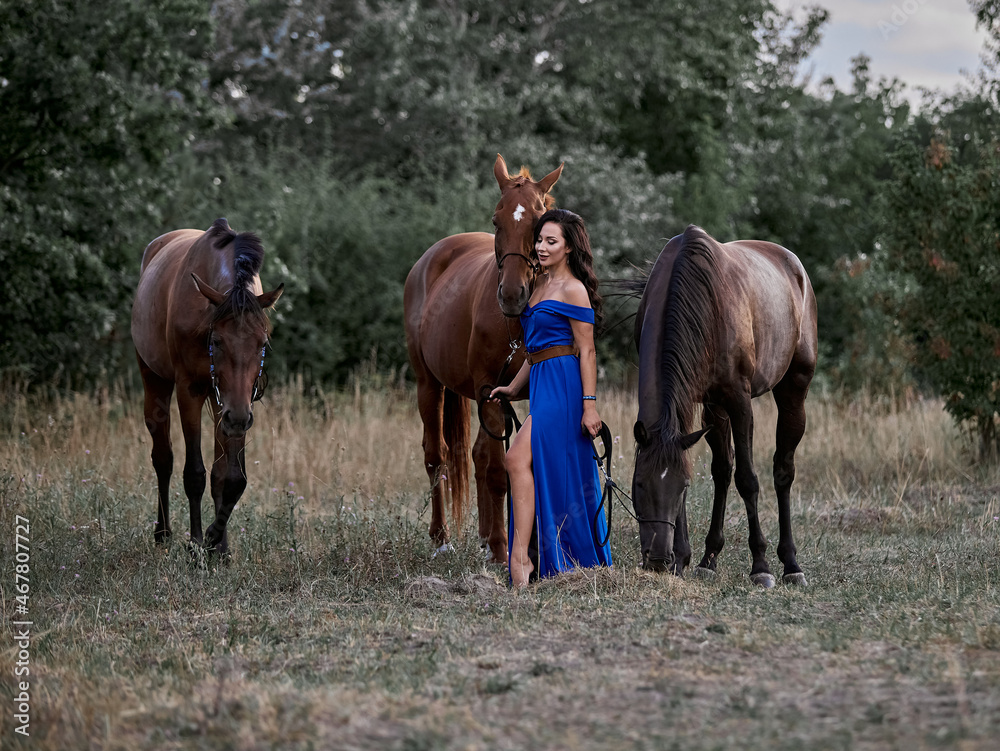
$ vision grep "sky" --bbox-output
[775,0,989,103]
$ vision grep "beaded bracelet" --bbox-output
[582,395,596,401]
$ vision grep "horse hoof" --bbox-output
[782,572,808,586]
[750,572,776,589]
[432,543,454,558]
[691,566,717,580]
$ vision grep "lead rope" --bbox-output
[590,423,614,549]
[589,428,680,549]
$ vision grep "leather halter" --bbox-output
[496,251,537,304]
[496,250,537,275]
[207,327,267,409]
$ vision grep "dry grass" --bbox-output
[1,378,999,750]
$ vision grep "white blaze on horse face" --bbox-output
[660,467,669,480]
[513,204,526,222]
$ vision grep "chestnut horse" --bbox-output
[404,154,563,561]
[131,218,283,555]
[631,225,817,587]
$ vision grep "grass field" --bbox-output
[1,376,999,750]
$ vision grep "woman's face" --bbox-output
[535,222,570,270]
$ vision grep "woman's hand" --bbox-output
[489,384,517,401]
[581,402,602,438]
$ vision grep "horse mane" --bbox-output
[651,225,720,465]
[205,218,270,332]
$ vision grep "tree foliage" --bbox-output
[0,0,216,383]
[882,124,1000,457]
[2,0,999,467]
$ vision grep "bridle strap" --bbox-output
[496,251,536,274]
[496,251,537,320]
[207,326,267,409]
[590,438,681,531]
[208,328,223,407]
[250,345,266,403]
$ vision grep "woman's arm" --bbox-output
[489,359,531,401]
[566,282,601,438]
[570,316,601,437]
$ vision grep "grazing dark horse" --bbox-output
[404,154,563,561]
[631,225,817,587]
[131,218,283,555]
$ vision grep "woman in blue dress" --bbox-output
[490,209,612,588]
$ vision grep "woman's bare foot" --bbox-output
[510,557,534,589]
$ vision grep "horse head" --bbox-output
[191,273,283,437]
[491,153,563,317]
[631,420,710,573]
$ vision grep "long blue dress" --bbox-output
[512,299,613,579]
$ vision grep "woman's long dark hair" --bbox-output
[532,208,604,328]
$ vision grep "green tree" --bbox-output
[741,56,912,390]
[0,0,216,384]
[882,128,1000,458]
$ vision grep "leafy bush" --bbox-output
[882,130,1000,457]
[0,0,216,385]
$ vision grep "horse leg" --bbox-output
[139,358,174,544]
[729,396,774,588]
[416,378,450,551]
[695,404,734,576]
[176,390,208,549]
[473,417,508,563]
[205,415,246,557]
[772,372,812,586]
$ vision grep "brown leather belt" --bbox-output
[525,343,579,365]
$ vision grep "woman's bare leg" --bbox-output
[505,416,535,587]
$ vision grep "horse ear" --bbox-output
[679,426,711,451]
[535,162,564,195]
[257,283,284,309]
[494,154,511,189]
[633,420,648,447]
[191,273,225,305]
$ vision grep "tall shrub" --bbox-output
[883,130,1000,458]
[0,0,216,385]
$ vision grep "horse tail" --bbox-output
[443,388,471,534]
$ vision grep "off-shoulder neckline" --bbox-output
[525,298,592,311]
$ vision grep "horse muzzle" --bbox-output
[220,408,254,437]
[642,552,675,573]
[496,286,529,318]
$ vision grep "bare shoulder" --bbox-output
[564,279,592,309]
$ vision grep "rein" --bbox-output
[591,431,681,542]
[207,327,267,408]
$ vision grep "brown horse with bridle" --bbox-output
[631,225,817,587]
[131,218,283,556]
[404,154,563,561]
